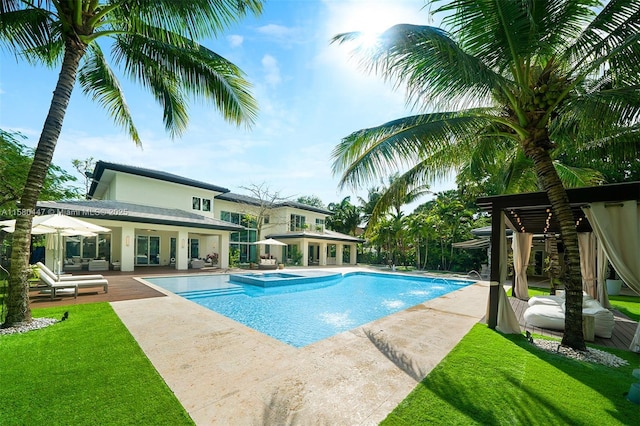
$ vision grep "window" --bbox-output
[290,214,306,231]
[264,215,270,224]
[189,238,199,258]
[222,211,258,261]
[315,218,325,232]
[64,234,111,261]
[202,199,211,212]
[192,197,201,210]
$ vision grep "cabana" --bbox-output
[476,181,640,352]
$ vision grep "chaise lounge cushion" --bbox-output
[523,295,615,338]
[36,262,108,294]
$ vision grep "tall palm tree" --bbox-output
[332,0,640,350]
[0,0,262,326]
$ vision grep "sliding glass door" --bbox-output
[136,235,160,265]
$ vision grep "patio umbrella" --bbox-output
[2,214,110,274]
[254,238,287,246]
[254,238,287,261]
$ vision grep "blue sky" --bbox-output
[0,0,454,209]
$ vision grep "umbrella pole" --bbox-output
[56,230,62,275]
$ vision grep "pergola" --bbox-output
[475,181,640,344]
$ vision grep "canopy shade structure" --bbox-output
[477,181,640,351]
[452,238,491,250]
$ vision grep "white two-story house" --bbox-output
[37,161,363,272]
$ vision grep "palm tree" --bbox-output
[0,0,262,326]
[332,0,640,350]
[327,196,361,236]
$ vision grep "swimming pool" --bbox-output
[145,271,472,348]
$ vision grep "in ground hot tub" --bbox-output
[229,271,341,287]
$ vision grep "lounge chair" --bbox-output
[36,262,109,295]
[37,271,79,300]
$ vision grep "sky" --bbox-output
[0,0,455,211]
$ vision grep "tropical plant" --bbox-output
[332,0,640,350]
[326,196,361,236]
[0,0,262,326]
[1,130,80,212]
[296,195,325,209]
[71,156,96,198]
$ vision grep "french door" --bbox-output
[136,235,160,265]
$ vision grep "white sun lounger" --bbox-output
[36,262,109,295]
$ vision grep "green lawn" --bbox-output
[2,288,638,425]
[382,324,640,425]
[0,303,193,425]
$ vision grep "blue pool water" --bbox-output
[146,272,472,348]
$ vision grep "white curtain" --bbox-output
[511,232,532,300]
[596,239,611,309]
[578,232,597,299]
[583,201,640,352]
[496,286,521,334]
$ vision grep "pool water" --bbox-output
[146,272,471,348]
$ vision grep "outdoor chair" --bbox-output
[36,262,109,295]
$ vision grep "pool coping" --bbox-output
[112,267,489,425]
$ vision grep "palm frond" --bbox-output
[564,0,640,78]
[331,111,500,191]
[78,44,141,145]
[368,172,430,227]
[0,7,61,64]
[112,0,262,40]
[552,162,604,188]
[333,24,506,111]
[113,31,257,134]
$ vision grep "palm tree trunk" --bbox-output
[3,44,86,327]
[525,134,585,350]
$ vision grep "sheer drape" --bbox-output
[596,240,611,309]
[512,232,532,300]
[578,232,596,298]
[583,201,639,352]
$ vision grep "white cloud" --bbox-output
[256,24,297,38]
[227,34,244,48]
[261,54,281,86]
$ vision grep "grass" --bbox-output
[382,324,640,425]
[0,303,193,425]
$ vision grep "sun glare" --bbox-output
[339,3,411,48]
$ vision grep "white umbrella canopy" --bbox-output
[254,238,287,246]
[1,214,110,234]
[2,214,109,274]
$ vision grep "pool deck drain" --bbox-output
[111,267,489,425]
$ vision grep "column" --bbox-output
[302,241,309,266]
[350,244,357,265]
[320,242,328,266]
[176,230,189,270]
[219,232,230,269]
[336,243,343,265]
[121,225,135,272]
[488,211,506,329]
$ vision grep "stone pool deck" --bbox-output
[111,267,488,425]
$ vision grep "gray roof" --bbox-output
[216,193,332,215]
[37,200,244,232]
[88,161,229,197]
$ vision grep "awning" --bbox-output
[452,238,491,249]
